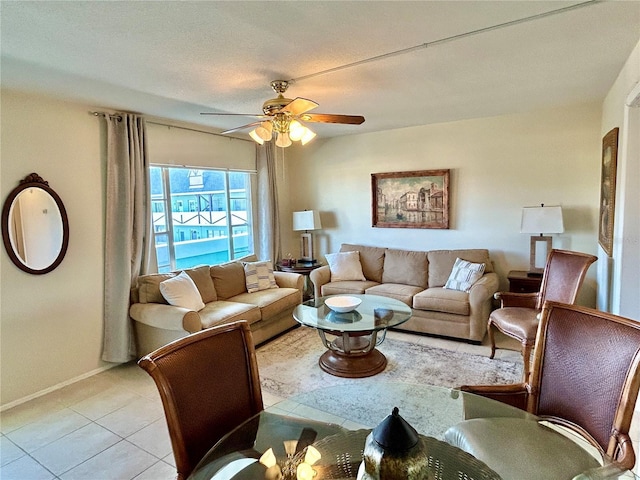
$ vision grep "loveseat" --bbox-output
[129,256,303,356]
[309,244,499,343]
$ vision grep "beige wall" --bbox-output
[1,90,107,406]
[599,39,640,318]
[284,103,602,301]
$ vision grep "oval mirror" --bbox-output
[2,173,69,274]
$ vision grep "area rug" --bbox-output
[256,326,523,399]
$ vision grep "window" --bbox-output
[150,166,254,273]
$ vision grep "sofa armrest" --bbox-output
[129,303,203,333]
[274,271,303,291]
[310,265,331,299]
[468,273,499,305]
[494,291,539,308]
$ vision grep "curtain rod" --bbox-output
[90,112,251,144]
[146,120,251,144]
[90,111,122,121]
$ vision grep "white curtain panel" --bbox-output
[102,113,155,363]
[256,143,281,263]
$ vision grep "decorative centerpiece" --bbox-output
[357,407,432,480]
[324,295,362,313]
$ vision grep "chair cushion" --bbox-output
[159,271,205,311]
[490,307,540,342]
[210,261,248,300]
[413,287,470,315]
[444,417,601,480]
[325,251,366,281]
[365,283,423,306]
[321,280,380,296]
[382,248,429,288]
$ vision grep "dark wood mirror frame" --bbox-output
[2,173,69,275]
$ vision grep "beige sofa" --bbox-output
[310,244,499,343]
[129,257,303,356]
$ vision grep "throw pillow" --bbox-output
[325,251,366,282]
[243,260,278,293]
[444,258,485,293]
[159,271,205,311]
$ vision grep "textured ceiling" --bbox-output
[2,1,639,140]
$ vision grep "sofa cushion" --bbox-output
[137,273,175,304]
[159,271,205,311]
[428,249,492,287]
[230,287,300,320]
[382,248,429,288]
[243,260,278,293]
[444,258,485,293]
[321,280,380,296]
[413,287,470,316]
[325,251,366,281]
[210,261,248,300]
[340,244,386,283]
[365,283,424,306]
[184,265,217,303]
[198,301,262,329]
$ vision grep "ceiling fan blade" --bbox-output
[300,113,365,125]
[279,97,318,116]
[221,121,263,135]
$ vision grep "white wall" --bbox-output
[1,90,106,406]
[284,103,602,302]
[600,39,640,320]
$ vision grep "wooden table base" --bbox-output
[319,349,387,378]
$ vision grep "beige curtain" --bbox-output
[256,143,281,262]
[102,113,155,363]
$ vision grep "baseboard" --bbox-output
[0,364,117,412]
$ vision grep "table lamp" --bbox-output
[521,204,564,276]
[293,210,322,266]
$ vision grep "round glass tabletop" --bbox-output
[293,294,412,333]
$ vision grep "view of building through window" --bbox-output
[149,166,254,272]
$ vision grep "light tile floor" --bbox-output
[1,330,637,479]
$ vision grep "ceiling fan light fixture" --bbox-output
[301,128,317,145]
[276,131,292,148]
[255,123,273,141]
[249,129,264,145]
[288,120,305,141]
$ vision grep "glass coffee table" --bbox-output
[292,294,412,378]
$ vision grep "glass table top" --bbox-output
[293,294,412,333]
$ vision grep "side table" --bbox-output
[507,270,542,294]
[276,262,321,300]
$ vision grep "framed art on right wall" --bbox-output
[598,127,619,257]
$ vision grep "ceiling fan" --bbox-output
[201,80,365,147]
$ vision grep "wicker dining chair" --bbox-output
[446,301,640,480]
[488,248,596,379]
[138,320,263,480]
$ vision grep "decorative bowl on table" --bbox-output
[325,295,362,313]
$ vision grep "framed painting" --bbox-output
[598,127,619,257]
[371,169,450,229]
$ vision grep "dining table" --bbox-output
[188,382,636,480]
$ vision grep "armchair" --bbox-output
[446,301,640,479]
[488,248,596,379]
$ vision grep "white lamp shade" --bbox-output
[293,210,322,231]
[521,206,564,234]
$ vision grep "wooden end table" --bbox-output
[276,262,321,300]
[507,270,542,293]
